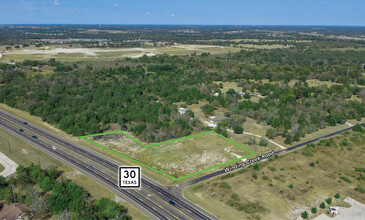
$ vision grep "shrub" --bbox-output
[309,162,315,167]
[258,138,268,146]
[233,125,243,134]
[355,185,365,193]
[220,182,231,189]
[301,211,308,219]
[326,198,332,205]
[340,139,350,146]
[289,184,294,189]
[352,123,364,132]
[252,173,257,179]
[253,164,260,171]
[320,202,326,209]
[335,193,340,199]
[311,207,317,214]
[340,176,352,183]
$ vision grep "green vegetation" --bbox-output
[311,207,317,214]
[184,132,365,219]
[301,211,308,219]
[0,164,131,219]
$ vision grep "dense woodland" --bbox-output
[1,45,365,143]
[0,164,131,219]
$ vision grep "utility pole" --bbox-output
[8,141,12,154]
[37,157,40,166]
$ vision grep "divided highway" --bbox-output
[0,110,216,220]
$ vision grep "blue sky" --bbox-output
[0,0,364,25]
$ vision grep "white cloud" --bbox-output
[113,3,118,7]
[53,0,61,6]
[146,11,151,15]
[170,14,175,17]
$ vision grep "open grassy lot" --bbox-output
[184,131,365,220]
[0,163,4,173]
[0,127,149,219]
[86,131,253,179]
[236,44,292,50]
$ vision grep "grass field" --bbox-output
[0,163,4,173]
[0,127,149,219]
[184,131,365,220]
[83,131,254,180]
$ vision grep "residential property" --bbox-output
[209,115,228,123]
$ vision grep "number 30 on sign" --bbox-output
[118,167,141,188]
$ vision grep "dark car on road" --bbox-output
[23,122,28,125]
[32,135,37,139]
[19,129,24,132]
[168,200,176,206]
[88,165,94,169]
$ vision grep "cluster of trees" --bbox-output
[0,164,131,219]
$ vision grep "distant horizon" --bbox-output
[1,0,365,26]
[1,24,365,28]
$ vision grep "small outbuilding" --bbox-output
[178,108,188,115]
[209,115,228,123]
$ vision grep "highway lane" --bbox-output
[0,110,216,220]
[185,122,365,186]
[0,117,177,220]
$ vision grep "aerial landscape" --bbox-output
[0,0,364,219]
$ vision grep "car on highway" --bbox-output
[19,129,24,132]
[32,135,37,139]
[23,122,28,125]
[88,165,94,169]
[168,200,176,206]
[52,146,57,150]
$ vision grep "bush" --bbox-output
[301,211,308,219]
[355,185,365,193]
[326,198,332,205]
[320,202,326,209]
[311,207,317,214]
[289,184,294,189]
[352,123,364,132]
[258,138,268,146]
[335,193,340,199]
[309,162,315,167]
[233,125,243,134]
[253,164,260,171]
[220,182,231,189]
[340,176,352,183]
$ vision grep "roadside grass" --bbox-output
[184,132,365,219]
[0,127,149,219]
[86,131,253,180]
[0,103,175,185]
[0,163,4,173]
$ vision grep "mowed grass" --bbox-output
[0,163,4,173]
[184,132,365,220]
[0,126,149,219]
[88,132,252,179]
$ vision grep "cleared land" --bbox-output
[184,131,365,220]
[85,131,253,179]
[0,127,149,220]
[0,44,240,63]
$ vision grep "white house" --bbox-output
[178,108,188,115]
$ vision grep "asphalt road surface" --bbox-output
[0,110,217,220]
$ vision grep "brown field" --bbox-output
[184,131,365,220]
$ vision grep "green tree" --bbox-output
[233,125,243,134]
[353,124,364,132]
[259,138,268,146]
[301,211,308,219]
[311,207,317,214]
